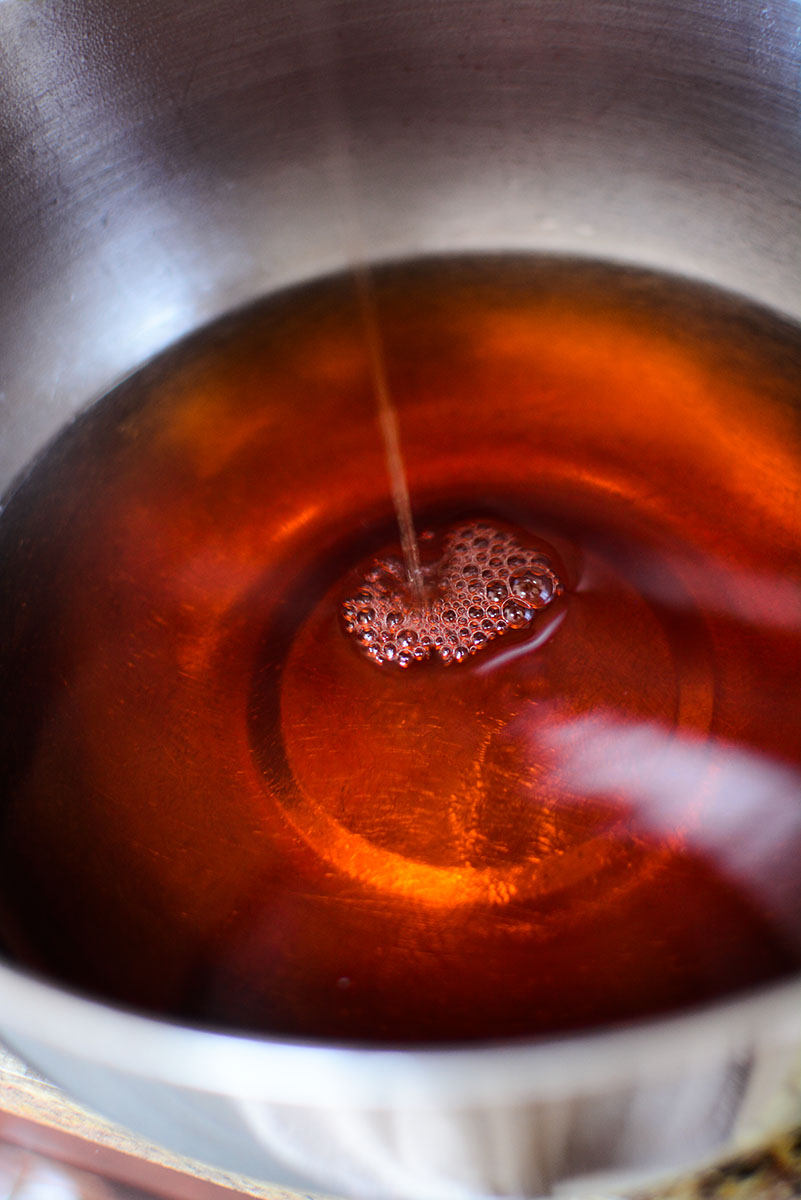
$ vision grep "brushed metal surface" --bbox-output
[0,1,800,1197]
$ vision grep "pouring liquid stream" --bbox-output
[351,261,424,601]
[307,10,425,602]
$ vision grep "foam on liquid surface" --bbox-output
[342,520,564,667]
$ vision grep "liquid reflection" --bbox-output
[547,713,801,949]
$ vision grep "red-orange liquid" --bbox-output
[1,256,800,1042]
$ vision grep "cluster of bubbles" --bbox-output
[341,520,564,668]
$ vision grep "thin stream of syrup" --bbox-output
[351,262,424,600]
[299,1,424,599]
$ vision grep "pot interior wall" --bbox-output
[1,0,800,494]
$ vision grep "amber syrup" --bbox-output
[1,256,800,1042]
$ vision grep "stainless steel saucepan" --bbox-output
[1,2,800,1197]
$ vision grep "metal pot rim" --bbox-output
[1,957,799,1106]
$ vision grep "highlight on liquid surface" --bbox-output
[0,256,800,1043]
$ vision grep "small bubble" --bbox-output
[487,605,500,618]
[473,536,488,548]
[502,598,532,629]
[356,606,376,627]
[486,580,508,602]
[481,618,494,631]
[489,556,502,567]
[481,568,493,579]
[397,650,413,668]
[510,569,555,608]
[468,605,483,619]
[443,609,456,622]
[453,645,469,663]
[462,563,478,577]
[397,628,418,646]
[472,631,487,646]
[383,643,397,660]
[385,611,402,628]
[507,554,525,567]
